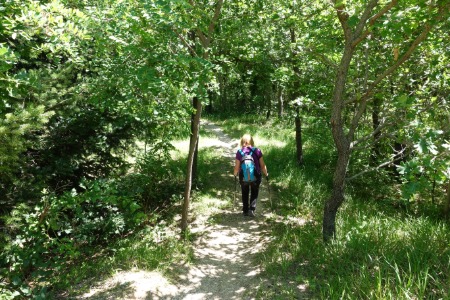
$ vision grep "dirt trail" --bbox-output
[79,121,274,300]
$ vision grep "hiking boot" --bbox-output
[249,210,256,217]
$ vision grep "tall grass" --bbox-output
[216,115,450,299]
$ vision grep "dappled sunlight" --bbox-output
[74,121,310,300]
[200,137,236,150]
[79,271,179,299]
[164,207,273,299]
[267,214,309,227]
[255,137,287,149]
[191,194,230,217]
[166,121,287,299]
[171,140,190,157]
[168,122,287,165]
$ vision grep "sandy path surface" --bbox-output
[79,121,274,300]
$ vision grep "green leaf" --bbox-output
[348,15,359,27]
[334,1,346,9]
[396,94,410,108]
[0,46,8,56]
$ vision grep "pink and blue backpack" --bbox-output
[239,147,257,183]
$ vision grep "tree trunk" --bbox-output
[277,84,283,118]
[323,0,448,242]
[205,90,213,114]
[181,0,223,234]
[444,180,450,217]
[264,81,271,119]
[323,0,386,242]
[322,40,354,242]
[181,98,202,232]
[290,27,303,165]
[370,96,381,165]
[323,145,350,241]
[191,96,199,185]
[295,106,303,165]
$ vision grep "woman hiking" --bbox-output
[233,134,269,217]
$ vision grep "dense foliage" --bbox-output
[0,0,449,298]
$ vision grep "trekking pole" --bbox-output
[234,175,237,209]
[266,175,272,211]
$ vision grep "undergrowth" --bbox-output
[2,115,448,299]
[217,115,450,300]
[0,149,191,299]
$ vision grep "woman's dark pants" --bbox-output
[240,174,262,214]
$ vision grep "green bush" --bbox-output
[120,152,185,212]
[1,179,145,299]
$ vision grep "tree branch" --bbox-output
[352,0,398,47]
[346,147,408,181]
[353,0,379,39]
[346,3,449,140]
[347,1,450,107]
[306,47,338,70]
[189,0,223,51]
[208,0,224,41]
[348,23,432,108]
[350,131,398,153]
[351,119,391,148]
[172,27,197,57]
[332,0,352,41]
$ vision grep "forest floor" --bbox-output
[74,121,299,300]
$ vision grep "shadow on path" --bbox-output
[77,121,278,300]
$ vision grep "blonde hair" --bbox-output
[240,134,254,147]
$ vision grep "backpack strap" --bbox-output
[239,147,257,161]
[238,149,245,160]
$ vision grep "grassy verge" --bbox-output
[52,224,193,298]
[215,115,450,299]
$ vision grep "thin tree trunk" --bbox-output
[323,0,385,241]
[322,0,446,242]
[371,96,381,165]
[277,84,283,118]
[431,170,437,204]
[323,42,354,242]
[444,180,450,217]
[181,98,202,232]
[181,0,223,234]
[266,87,271,119]
[290,27,303,165]
[191,96,199,185]
[295,106,303,165]
[323,146,350,241]
[206,90,213,114]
